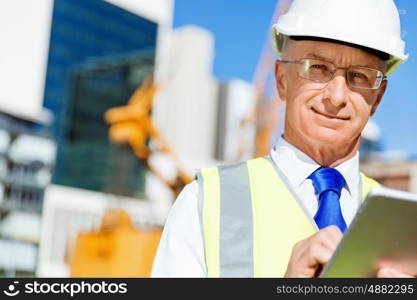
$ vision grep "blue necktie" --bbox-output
[309,167,347,233]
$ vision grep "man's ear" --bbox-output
[370,79,387,116]
[275,60,287,101]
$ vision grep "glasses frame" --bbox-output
[280,58,387,90]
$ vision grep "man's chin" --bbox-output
[305,128,347,145]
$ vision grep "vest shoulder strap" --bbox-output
[197,160,253,277]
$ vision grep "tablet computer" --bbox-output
[320,187,417,277]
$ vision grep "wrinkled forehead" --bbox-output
[284,39,386,71]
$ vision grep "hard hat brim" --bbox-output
[272,25,407,76]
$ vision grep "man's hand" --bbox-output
[376,267,414,278]
[284,225,343,278]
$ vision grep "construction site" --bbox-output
[0,0,415,278]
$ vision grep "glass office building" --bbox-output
[43,0,157,198]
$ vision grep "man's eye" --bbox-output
[351,72,368,80]
[310,64,328,71]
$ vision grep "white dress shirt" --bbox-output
[151,137,361,277]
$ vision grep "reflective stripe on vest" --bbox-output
[197,156,381,277]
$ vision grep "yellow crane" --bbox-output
[69,78,195,278]
[104,78,193,196]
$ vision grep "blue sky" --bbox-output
[173,0,417,157]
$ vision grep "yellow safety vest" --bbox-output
[197,156,380,277]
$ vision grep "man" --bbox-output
[151,0,411,277]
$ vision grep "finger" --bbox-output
[314,228,343,252]
[321,226,343,244]
[294,229,342,266]
[377,267,414,278]
[307,243,334,266]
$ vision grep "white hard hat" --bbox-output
[272,0,408,76]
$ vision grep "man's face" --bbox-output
[275,39,387,153]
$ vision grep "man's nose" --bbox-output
[323,72,349,107]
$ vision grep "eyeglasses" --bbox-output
[280,58,386,90]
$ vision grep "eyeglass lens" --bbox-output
[298,58,383,89]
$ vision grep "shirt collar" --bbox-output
[270,136,360,194]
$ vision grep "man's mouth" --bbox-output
[312,108,350,121]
